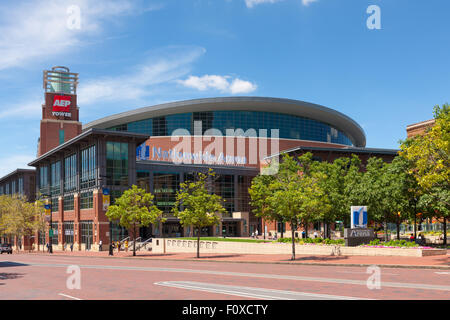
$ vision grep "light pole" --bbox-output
[98,174,113,256]
[41,193,53,254]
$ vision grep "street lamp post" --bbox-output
[98,174,113,256]
[42,193,53,254]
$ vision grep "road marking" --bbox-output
[337,271,399,276]
[58,293,82,300]
[155,281,370,300]
[22,262,450,292]
[435,272,450,275]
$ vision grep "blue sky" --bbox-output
[0,0,449,176]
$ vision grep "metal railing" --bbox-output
[136,238,153,251]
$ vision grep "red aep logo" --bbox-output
[53,95,71,112]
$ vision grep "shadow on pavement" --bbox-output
[0,272,25,280]
[287,255,351,262]
[196,254,243,259]
[0,261,29,268]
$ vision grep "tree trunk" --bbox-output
[133,224,136,256]
[384,215,388,242]
[280,220,284,239]
[414,215,417,240]
[443,217,447,246]
[197,227,200,258]
[396,221,400,241]
[291,221,296,261]
[305,223,308,238]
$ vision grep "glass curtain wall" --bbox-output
[106,142,128,186]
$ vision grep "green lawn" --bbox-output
[180,237,274,243]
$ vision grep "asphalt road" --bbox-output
[1,254,449,300]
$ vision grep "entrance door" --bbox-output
[81,221,93,250]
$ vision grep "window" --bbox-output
[214,175,234,216]
[11,180,16,195]
[106,142,128,186]
[39,165,49,193]
[153,173,180,214]
[110,221,128,242]
[59,129,65,145]
[63,221,74,245]
[80,221,93,250]
[63,195,74,211]
[18,177,23,196]
[137,170,150,192]
[106,111,354,145]
[64,154,77,192]
[80,191,93,209]
[51,222,59,245]
[81,145,96,189]
[50,161,61,195]
[51,197,59,212]
[153,116,167,136]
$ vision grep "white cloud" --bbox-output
[244,0,319,8]
[177,75,257,94]
[0,99,41,120]
[302,0,319,6]
[0,0,155,70]
[245,0,283,8]
[0,154,36,178]
[78,46,207,105]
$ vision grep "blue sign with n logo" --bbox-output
[351,206,368,228]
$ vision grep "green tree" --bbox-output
[249,174,287,237]
[106,185,164,256]
[266,154,330,260]
[400,104,450,244]
[314,155,363,235]
[172,169,226,258]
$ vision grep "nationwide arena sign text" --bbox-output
[137,145,247,166]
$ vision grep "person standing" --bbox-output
[116,241,120,252]
[125,240,129,252]
[70,243,74,252]
[99,240,103,251]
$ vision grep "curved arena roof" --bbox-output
[83,97,366,147]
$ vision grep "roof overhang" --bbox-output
[28,129,149,167]
[83,97,367,147]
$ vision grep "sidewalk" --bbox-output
[17,249,450,269]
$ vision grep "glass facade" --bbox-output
[11,180,16,195]
[137,170,150,192]
[80,191,93,209]
[50,161,61,195]
[63,194,74,211]
[39,165,49,192]
[51,222,58,245]
[214,175,234,216]
[106,142,128,186]
[18,177,23,196]
[108,111,353,146]
[63,221,74,245]
[51,197,59,212]
[80,220,93,250]
[64,154,77,192]
[153,173,179,214]
[80,145,96,189]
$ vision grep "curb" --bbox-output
[16,252,450,270]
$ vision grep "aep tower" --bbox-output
[38,66,81,156]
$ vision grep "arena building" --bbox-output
[1,67,398,251]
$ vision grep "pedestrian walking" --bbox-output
[125,240,128,252]
[99,240,103,251]
[255,229,259,239]
[116,241,120,252]
[70,243,74,252]
[314,231,318,239]
[46,242,49,253]
[302,230,306,239]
